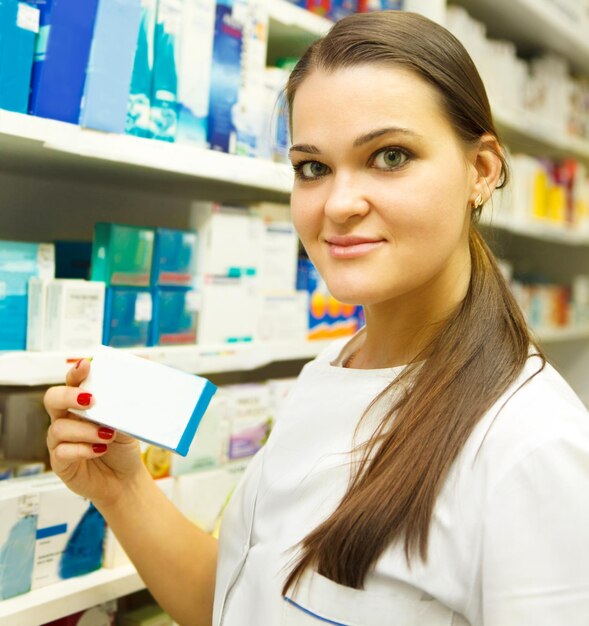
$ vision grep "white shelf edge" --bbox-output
[0,340,333,386]
[535,326,589,343]
[269,0,332,36]
[0,565,144,626]
[493,104,589,163]
[480,211,589,246]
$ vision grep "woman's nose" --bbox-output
[323,173,370,223]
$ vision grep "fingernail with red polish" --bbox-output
[75,358,83,369]
[77,393,92,406]
[92,443,107,454]
[98,427,114,440]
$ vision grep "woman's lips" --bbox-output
[325,237,386,259]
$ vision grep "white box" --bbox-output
[44,279,105,352]
[72,345,217,456]
[32,482,105,589]
[173,463,246,534]
[176,0,216,146]
[198,275,258,344]
[257,292,309,343]
[26,277,49,351]
[171,390,229,475]
[194,204,265,277]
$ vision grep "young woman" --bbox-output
[43,11,589,626]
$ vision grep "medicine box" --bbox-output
[103,287,152,348]
[91,223,155,287]
[0,0,39,113]
[150,0,182,142]
[196,205,264,277]
[198,275,257,344]
[28,0,100,123]
[0,241,54,350]
[80,0,142,134]
[29,279,105,352]
[173,463,246,533]
[225,383,272,460]
[126,0,158,137]
[297,257,364,340]
[152,228,198,287]
[207,0,244,153]
[0,486,39,599]
[32,482,105,589]
[55,241,93,280]
[257,292,309,343]
[71,345,217,456]
[176,0,215,145]
[171,390,228,475]
[150,287,199,346]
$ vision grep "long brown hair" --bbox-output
[283,11,545,593]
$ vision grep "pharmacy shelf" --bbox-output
[480,212,589,246]
[0,565,144,626]
[535,326,589,343]
[450,0,589,76]
[0,109,294,203]
[268,0,331,63]
[0,340,332,386]
[493,104,589,165]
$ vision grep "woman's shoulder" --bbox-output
[469,354,589,485]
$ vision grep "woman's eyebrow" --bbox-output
[353,126,420,147]
[289,127,421,156]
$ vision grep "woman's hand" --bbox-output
[44,358,143,509]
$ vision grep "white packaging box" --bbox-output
[103,477,173,569]
[259,221,299,293]
[32,482,105,589]
[224,383,272,460]
[198,275,258,344]
[26,277,49,351]
[43,279,106,352]
[71,345,217,456]
[193,204,265,277]
[257,292,309,343]
[0,485,39,599]
[176,0,216,145]
[171,390,229,475]
[173,462,247,533]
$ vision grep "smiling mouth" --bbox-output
[326,239,385,259]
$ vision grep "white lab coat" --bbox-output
[213,334,589,625]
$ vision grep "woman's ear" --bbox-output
[470,133,504,205]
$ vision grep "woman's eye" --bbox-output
[295,161,329,179]
[373,148,408,169]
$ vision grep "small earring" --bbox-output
[472,193,483,209]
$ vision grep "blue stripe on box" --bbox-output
[36,523,68,539]
[283,597,349,625]
[175,379,217,457]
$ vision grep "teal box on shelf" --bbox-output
[28,0,100,123]
[103,286,152,348]
[80,0,143,134]
[0,241,54,350]
[150,0,182,142]
[150,286,199,346]
[54,241,92,280]
[0,1,39,114]
[152,228,198,287]
[91,222,155,287]
[126,0,158,138]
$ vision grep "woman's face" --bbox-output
[289,65,479,310]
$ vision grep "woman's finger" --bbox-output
[65,357,91,388]
[47,418,115,452]
[50,441,109,472]
[44,385,95,422]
